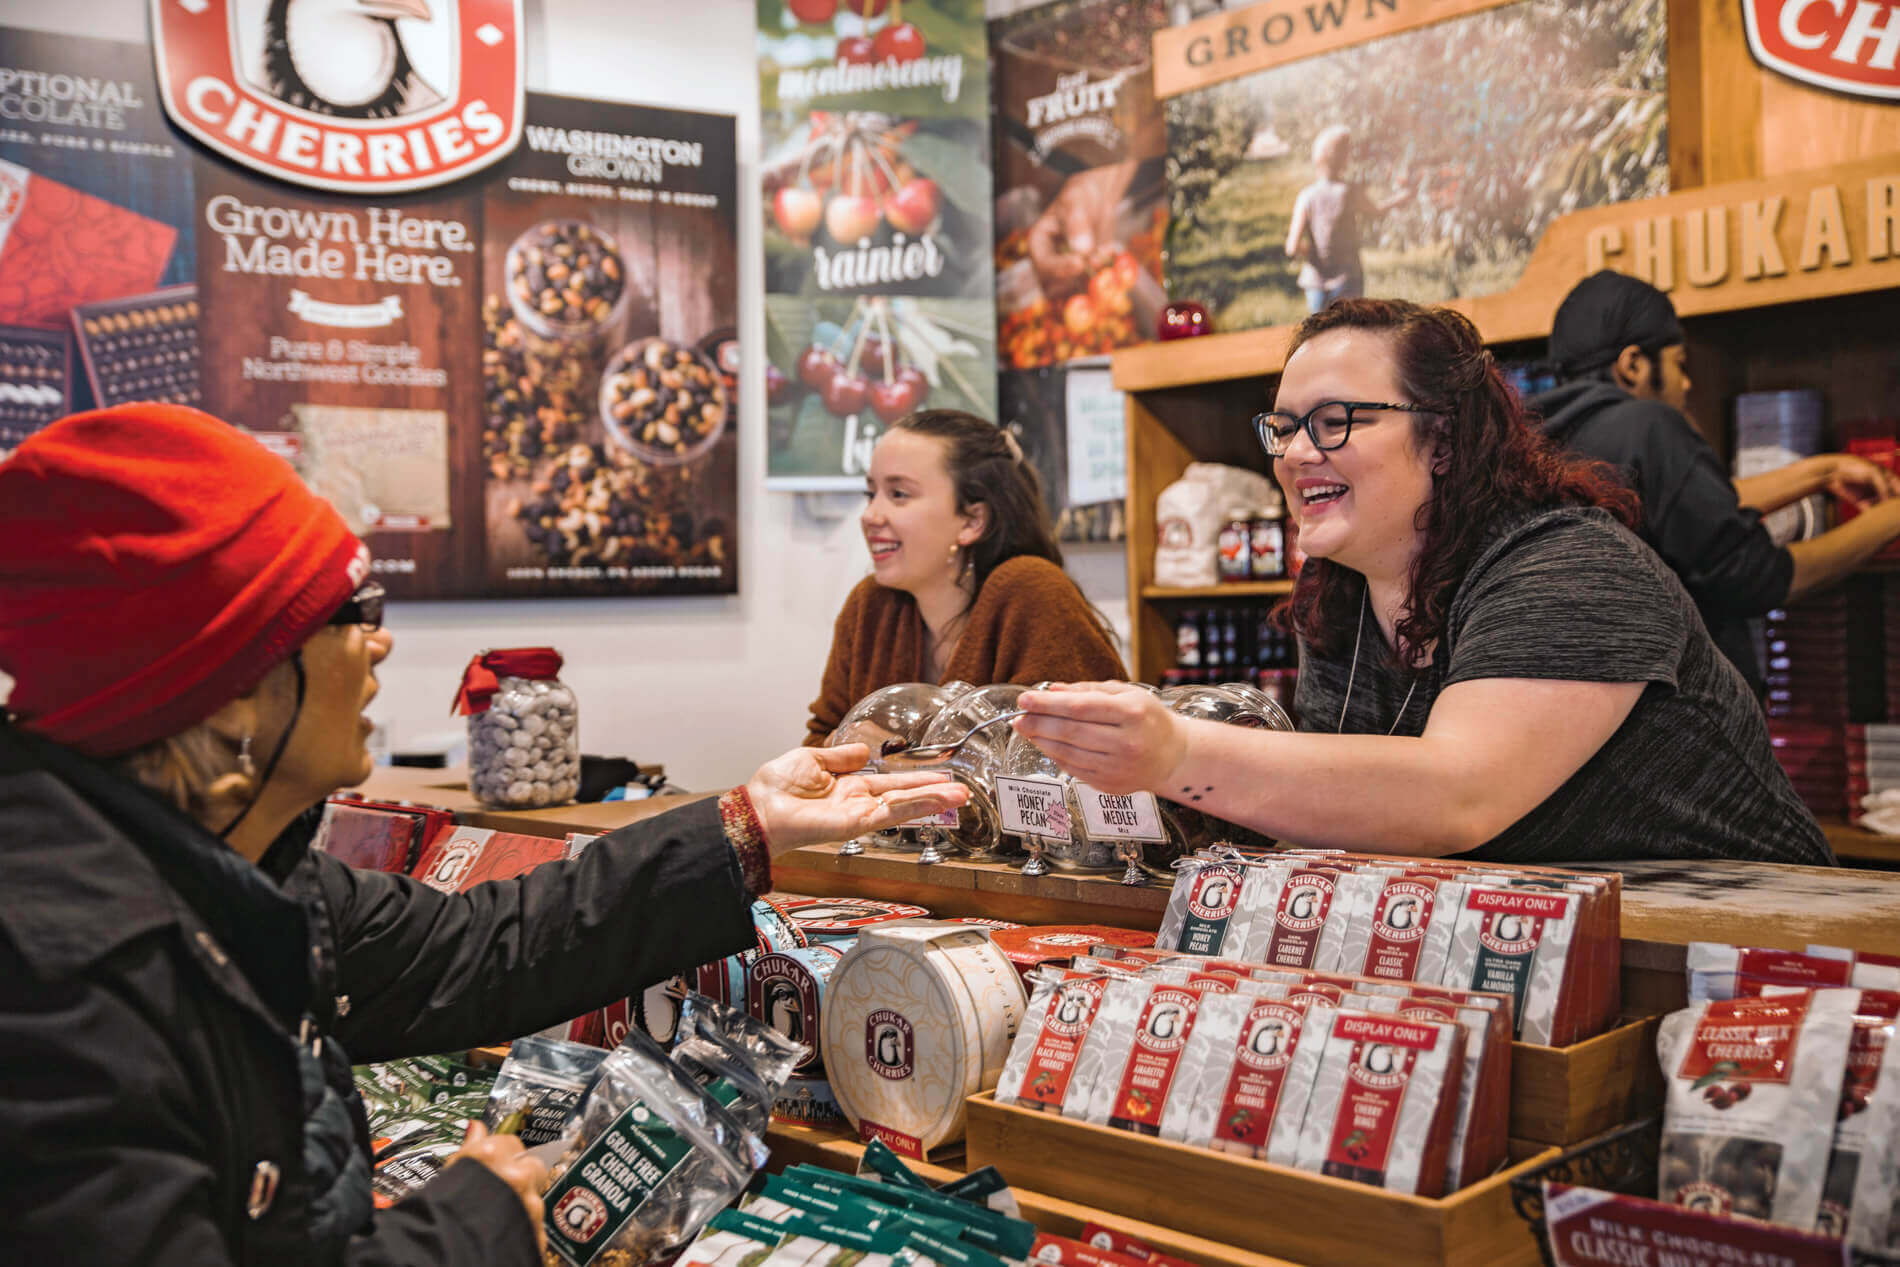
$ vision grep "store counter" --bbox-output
[350,765,709,835]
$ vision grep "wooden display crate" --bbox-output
[965,1091,1558,1267]
[1510,1015,1663,1146]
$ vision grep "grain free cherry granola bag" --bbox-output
[1655,989,1860,1230]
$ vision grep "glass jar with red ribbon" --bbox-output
[454,647,579,809]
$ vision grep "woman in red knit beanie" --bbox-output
[0,404,964,1267]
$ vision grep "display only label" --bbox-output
[1074,784,1166,843]
[996,775,1072,838]
[151,0,525,195]
[1320,1014,1435,1188]
[1541,1182,1847,1267]
[858,1117,925,1160]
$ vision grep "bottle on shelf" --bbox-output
[1217,510,1253,582]
[1250,505,1286,579]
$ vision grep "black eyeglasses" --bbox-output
[327,581,385,631]
[1252,400,1438,458]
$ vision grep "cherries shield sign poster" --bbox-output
[0,13,740,600]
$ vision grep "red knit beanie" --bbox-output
[0,404,367,757]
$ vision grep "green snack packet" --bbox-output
[858,1137,933,1190]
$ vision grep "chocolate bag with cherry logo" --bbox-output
[995,970,1116,1114]
[1156,857,1256,957]
[1233,865,1356,972]
[1655,989,1861,1229]
[1156,990,1332,1167]
[1337,875,1468,985]
[1291,1009,1465,1196]
[1079,981,1210,1136]
[1809,989,1900,1248]
[1439,884,1580,1045]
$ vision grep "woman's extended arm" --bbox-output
[1012,676,1643,855]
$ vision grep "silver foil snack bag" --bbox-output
[1655,988,1860,1230]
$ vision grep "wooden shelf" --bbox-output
[1140,580,1295,600]
[764,1118,1303,1267]
[1819,816,1900,868]
[1111,327,1291,392]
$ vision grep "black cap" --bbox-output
[1547,270,1684,376]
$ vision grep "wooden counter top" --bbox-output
[353,767,1900,958]
[776,843,1900,957]
[348,765,711,835]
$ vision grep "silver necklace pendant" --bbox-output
[1338,585,1420,737]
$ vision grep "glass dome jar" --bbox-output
[826,681,970,854]
[900,683,1030,861]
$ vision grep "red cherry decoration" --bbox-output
[788,0,839,21]
[896,365,928,396]
[837,35,876,64]
[883,177,940,236]
[870,376,925,423]
[872,21,926,62]
[796,345,838,390]
[1157,300,1212,341]
[823,369,871,417]
[857,337,892,378]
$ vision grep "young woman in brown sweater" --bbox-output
[805,410,1125,744]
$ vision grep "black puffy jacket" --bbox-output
[1530,380,1793,693]
[0,723,756,1265]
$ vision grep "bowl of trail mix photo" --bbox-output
[598,336,729,467]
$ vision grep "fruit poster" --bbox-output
[0,20,741,599]
[759,0,999,489]
[990,0,1171,371]
[1163,0,1668,332]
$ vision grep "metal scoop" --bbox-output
[882,710,1028,763]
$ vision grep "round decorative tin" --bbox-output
[745,940,853,1074]
[822,923,1025,1153]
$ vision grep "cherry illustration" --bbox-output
[796,345,838,390]
[788,0,839,21]
[884,177,940,235]
[825,193,881,243]
[873,21,926,62]
[773,186,823,244]
[837,34,877,64]
[823,369,870,417]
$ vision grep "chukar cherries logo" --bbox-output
[1741,0,1900,100]
[151,0,524,193]
[866,1009,914,1080]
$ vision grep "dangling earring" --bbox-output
[947,543,959,567]
[238,735,256,780]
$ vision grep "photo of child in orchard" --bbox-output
[1165,0,1669,331]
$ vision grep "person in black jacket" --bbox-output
[0,404,966,1267]
[1530,270,1900,692]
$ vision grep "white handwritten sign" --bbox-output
[996,775,1071,838]
[1074,784,1166,842]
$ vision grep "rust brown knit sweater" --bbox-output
[804,555,1127,745]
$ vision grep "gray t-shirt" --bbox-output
[1293,506,1835,866]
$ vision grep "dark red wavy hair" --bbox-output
[1277,299,1638,662]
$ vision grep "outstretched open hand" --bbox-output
[745,743,969,854]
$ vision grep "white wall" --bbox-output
[3,0,1128,788]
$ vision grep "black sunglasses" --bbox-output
[1252,400,1438,458]
[328,580,385,631]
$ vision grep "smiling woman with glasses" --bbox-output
[1012,297,1834,870]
